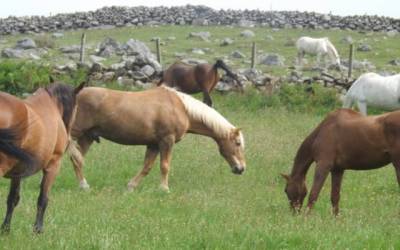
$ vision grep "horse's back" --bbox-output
[347,73,400,109]
[313,109,391,169]
[73,87,189,144]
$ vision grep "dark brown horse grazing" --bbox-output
[0,81,85,233]
[282,108,400,215]
[158,59,242,106]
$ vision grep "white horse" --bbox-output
[296,36,340,67]
[343,72,400,115]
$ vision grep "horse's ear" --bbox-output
[74,81,86,95]
[280,173,290,182]
[232,128,242,135]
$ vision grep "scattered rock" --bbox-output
[258,53,285,66]
[387,30,398,37]
[141,65,155,77]
[388,59,400,66]
[220,38,234,46]
[341,36,353,44]
[60,45,81,53]
[191,48,205,55]
[52,33,64,38]
[188,31,211,41]
[16,38,36,49]
[231,50,245,59]
[357,43,371,52]
[240,30,255,38]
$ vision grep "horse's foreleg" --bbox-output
[33,158,61,233]
[1,178,21,233]
[159,138,174,192]
[330,169,344,216]
[127,145,159,191]
[202,89,213,107]
[70,135,93,189]
[357,101,367,115]
[305,162,331,214]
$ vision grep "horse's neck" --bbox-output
[188,120,220,139]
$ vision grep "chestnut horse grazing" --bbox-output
[157,59,242,106]
[69,86,246,191]
[282,109,400,215]
[0,82,85,233]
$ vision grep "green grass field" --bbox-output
[0,26,400,249]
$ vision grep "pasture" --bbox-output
[0,25,400,249]
[0,92,399,249]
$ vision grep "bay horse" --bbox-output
[68,86,246,191]
[157,59,242,107]
[0,81,85,233]
[343,72,400,115]
[296,36,340,67]
[282,108,400,215]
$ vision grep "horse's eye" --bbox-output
[236,141,241,146]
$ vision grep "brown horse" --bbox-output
[69,86,246,191]
[157,59,242,106]
[0,81,85,233]
[282,108,400,215]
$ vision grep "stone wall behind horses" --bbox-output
[1,5,399,35]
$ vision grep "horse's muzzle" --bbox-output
[232,166,245,175]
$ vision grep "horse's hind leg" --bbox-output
[330,169,344,216]
[127,145,159,191]
[70,134,93,189]
[306,161,332,214]
[1,178,21,233]
[33,157,61,233]
[159,137,174,192]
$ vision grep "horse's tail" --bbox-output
[0,127,35,166]
[214,59,243,88]
[67,139,84,169]
[156,70,164,86]
[342,94,353,108]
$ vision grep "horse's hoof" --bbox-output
[79,179,90,190]
[33,225,43,234]
[0,224,10,234]
[160,185,170,193]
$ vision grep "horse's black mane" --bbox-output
[45,83,76,130]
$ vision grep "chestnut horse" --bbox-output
[157,59,242,106]
[282,108,400,215]
[69,86,246,191]
[0,81,85,233]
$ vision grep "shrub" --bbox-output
[0,60,51,95]
[34,35,56,49]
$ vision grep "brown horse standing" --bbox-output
[158,59,242,106]
[282,108,400,215]
[0,81,85,233]
[69,86,246,191]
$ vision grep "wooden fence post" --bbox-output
[156,38,162,65]
[251,42,256,69]
[79,33,86,63]
[348,43,353,79]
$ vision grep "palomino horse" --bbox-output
[296,36,340,68]
[282,108,400,215]
[69,86,246,191]
[343,72,400,115]
[0,81,85,233]
[157,59,242,106]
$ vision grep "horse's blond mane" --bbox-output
[161,86,236,138]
